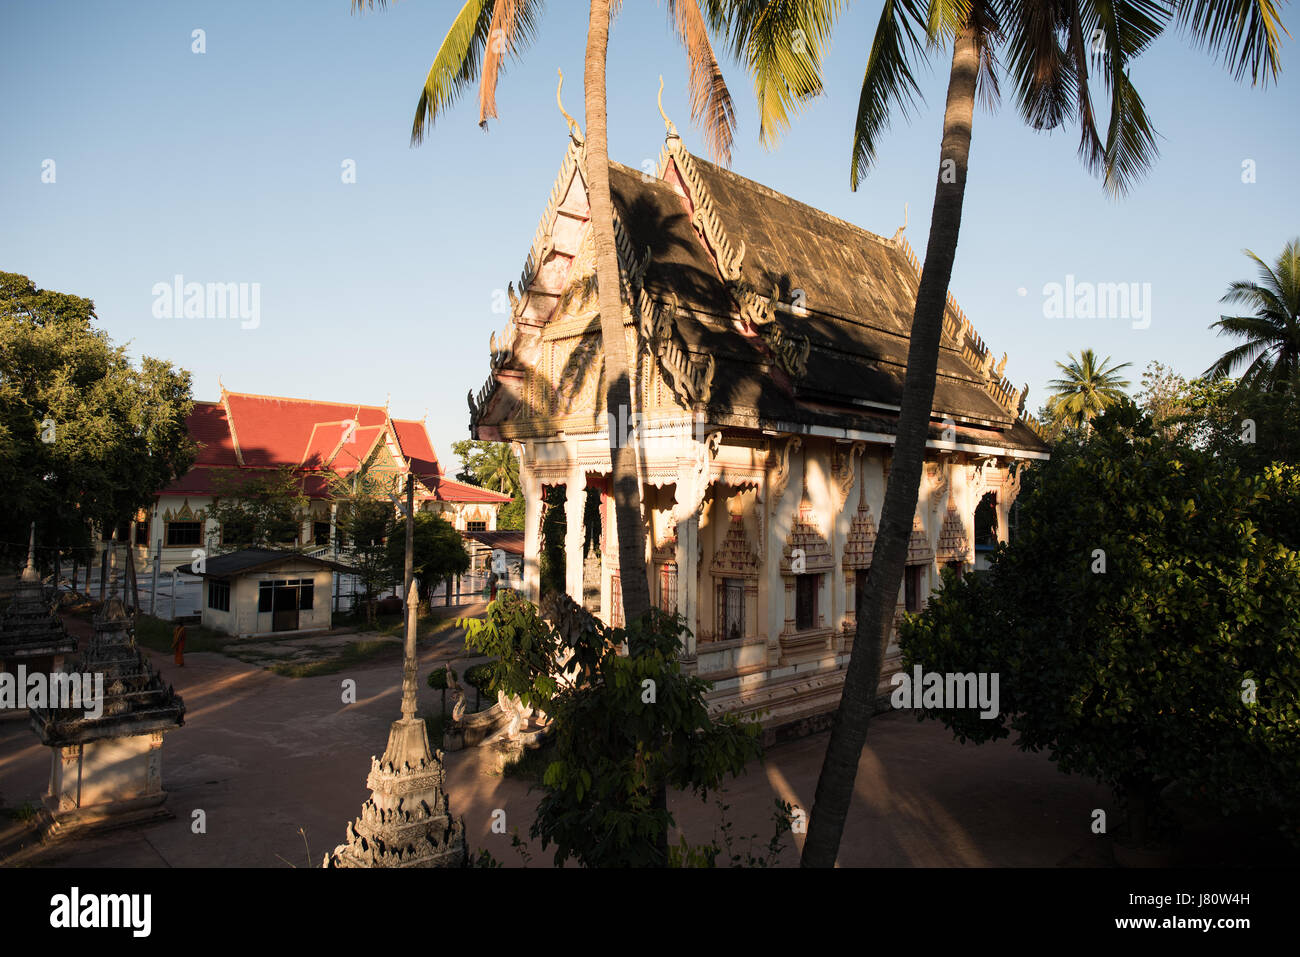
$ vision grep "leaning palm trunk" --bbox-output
[584,0,652,627]
[801,25,980,868]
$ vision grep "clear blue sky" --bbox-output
[3,1,1296,471]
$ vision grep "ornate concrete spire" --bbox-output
[326,492,466,868]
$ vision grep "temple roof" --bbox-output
[471,132,1048,457]
[162,390,508,503]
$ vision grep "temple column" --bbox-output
[995,476,1011,545]
[563,462,585,604]
[673,457,710,660]
[520,448,542,603]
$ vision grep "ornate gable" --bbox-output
[907,513,934,564]
[844,503,877,570]
[710,514,758,579]
[781,496,832,573]
[936,507,970,562]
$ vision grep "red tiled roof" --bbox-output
[189,402,239,466]
[424,476,512,504]
[159,390,487,503]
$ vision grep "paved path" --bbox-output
[1,609,1284,867]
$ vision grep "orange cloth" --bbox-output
[172,624,186,666]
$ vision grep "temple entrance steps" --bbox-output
[705,655,906,743]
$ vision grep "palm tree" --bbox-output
[721,0,1287,867]
[454,439,520,495]
[355,0,825,629]
[1205,239,1300,392]
[1047,349,1133,433]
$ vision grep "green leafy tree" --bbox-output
[461,592,764,866]
[1047,349,1133,435]
[533,607,764,867]
[383,510,470,605]
[452,439,519,495]
[900,402,1300,847]
[1204,239,1300,392]
[206,466,308,553]
[495,497,524,531]
[453,439,524,530]
[0,271,195,567]
[1137,361,1300,467]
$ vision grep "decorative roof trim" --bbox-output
[894,234,1048,441]
[658,139,809,379]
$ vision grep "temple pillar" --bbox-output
[520,450,542,603]
[995,484,1011,545]
[563,464,585,604]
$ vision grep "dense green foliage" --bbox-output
[206,466,307,552]
[533,608,764,867]
[900,402,1300,845]
[460,591,764,866]
[452,439,523,530]
[383,510,470,602]
[0,271,195,566]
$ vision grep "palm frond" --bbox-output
[411,0,495,145]
[1001,0,1075,131]
[1219,284,1290,324]
[1175,0,1291,85]
[850,0,931,189]
[1066,1,1106,177]
[667,0,738,165]
[478,0,545,128]
[721,0,847,148]
[1090,0,1169,195]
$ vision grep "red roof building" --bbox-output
[138,388,510,574]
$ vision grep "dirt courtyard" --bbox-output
[0,611,1285,868]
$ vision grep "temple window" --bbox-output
[904,565,925,613]
[658,562,678,615]
[165,521,202,547]
[795,574,819,631]
[313,521,331,546]
[717,578,745,641]
[466,520,488,532]
[610,574,624,628]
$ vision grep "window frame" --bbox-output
[165,520,203,548]
[795,573,818,631]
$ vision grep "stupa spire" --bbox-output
[21,522,38,583]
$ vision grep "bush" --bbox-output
[901,403,1300,847]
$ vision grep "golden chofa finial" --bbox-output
[556,69,583,144]
[657,75,679,141]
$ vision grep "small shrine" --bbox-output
[326,581,466,868]
[31,548,185,837]
[0,525,78,699]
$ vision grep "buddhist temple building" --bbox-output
[31,555,185,835]
[467,116,1049,731]
[115,388,510,575]
[0,526,78,706]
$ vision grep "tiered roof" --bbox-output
[164,389,509,505]
[470,123,1049,458]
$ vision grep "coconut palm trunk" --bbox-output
[801,24,980,868]
[583,0,652,627]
